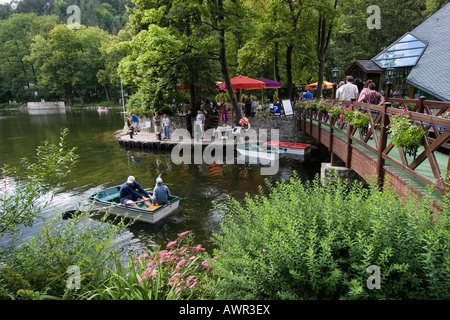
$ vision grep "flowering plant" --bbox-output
[389,112,424,151]
[345,109,371,129]
[132,231,214,299]
[438,111,450,119]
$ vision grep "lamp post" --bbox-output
[385,67,394,100]
[332,67,339,100]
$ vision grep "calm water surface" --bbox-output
[0,108,330,253]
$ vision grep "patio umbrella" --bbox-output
[305,81,334,90]
[230,75,265,89]
[220,104,229,123]
[257,78,282,88]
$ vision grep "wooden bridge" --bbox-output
[297,97,450,211]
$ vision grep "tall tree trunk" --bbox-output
[316,0,338,98]
[218,0,241,124]
[103,86,110,101]
[273,42,281,102]
[286,45,294,100]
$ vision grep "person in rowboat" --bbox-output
[119,176,152,208]
[152,177,171,206]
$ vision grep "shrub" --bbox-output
[0,210,129,300]
[210,173,450,300]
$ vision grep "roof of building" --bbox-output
[346,60,383,74]
[371,3,450,101]
[406,3,450,101]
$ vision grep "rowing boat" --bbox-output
[236,143,286,161]
[264,141,311,156]
[88,185,180,224]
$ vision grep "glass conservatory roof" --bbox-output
[373,33,427,68]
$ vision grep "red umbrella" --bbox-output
[230,75,265,89]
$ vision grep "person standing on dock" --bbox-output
[185,110,193,137]
[119,176,152,208]
[153,112,161,139]
[129,112,140,133]
[196,109,205,137]
[162,114,171,139]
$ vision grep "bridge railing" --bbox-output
[297,98,450,198]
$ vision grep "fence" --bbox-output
[297,98,450,208]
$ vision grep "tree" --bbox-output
[315,0,339,98]
[0,13,58,102]
[118,0,250,122]
[28,24,110,104]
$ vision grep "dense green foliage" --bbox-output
[210,173,450,299]
[0,0,447,110]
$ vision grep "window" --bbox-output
[373,33,427,68]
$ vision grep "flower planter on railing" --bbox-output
[388,113,424,158]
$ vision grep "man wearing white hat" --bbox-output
[152,177,171,206]
[119,176,152,208]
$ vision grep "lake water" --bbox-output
[0,107,330,252]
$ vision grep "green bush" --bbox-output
[0,210,130,300]
[210,173,450,300]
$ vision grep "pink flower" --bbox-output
[188,255,196,261]
[167,282,174,286]
[201,260,210,270]
[195,245,205,251]
[167,240,177,248]
[171,272,181,280]
[188,279,198,289]
[175,288,182,295]
[176,259,187,269]
[149,271,157,277]
[178,230,191,237]
[139,253,150,259]
[262,248,269,252]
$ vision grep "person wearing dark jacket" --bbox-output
[119,176,151,208]
[185,110,192,137]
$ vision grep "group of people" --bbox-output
[119,175,171,209]
[336,76,385,105]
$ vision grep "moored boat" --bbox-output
[236,143,286,161]
[264,141,311,156]
[88,185,180,224]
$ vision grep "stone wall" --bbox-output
[27,101,65,110]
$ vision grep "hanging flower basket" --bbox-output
[389,114,424,152]
[345,110,370,129]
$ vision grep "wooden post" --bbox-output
[377,102,390,189]
[418,96,426,114]
[330,116,337,166]
[346,123,353,168]
[386,82,392,100]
